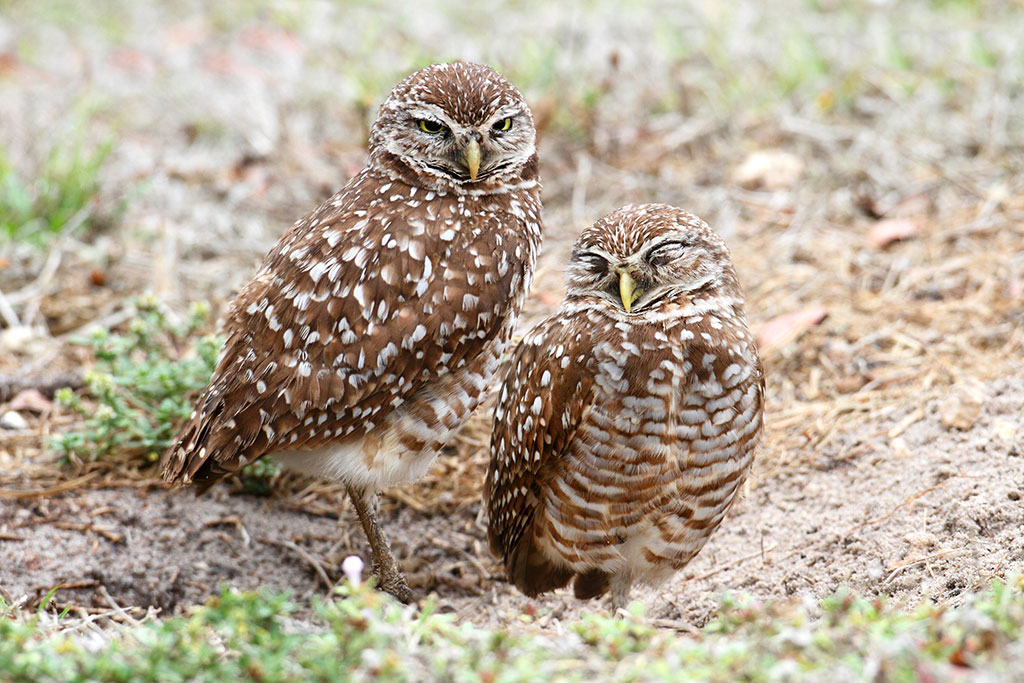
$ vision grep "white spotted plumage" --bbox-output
[162,62,543,601]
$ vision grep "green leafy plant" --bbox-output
[53,296,220,465]
[0,129,113,245]
[53,296,283,490]
[2,577,1024,681]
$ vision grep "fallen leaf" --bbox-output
[9,389,53,415]
[732,150,804,191]
[867,218,920,249]
[0,52,21,76]
[939,379,986,431]
[755,306,828,355]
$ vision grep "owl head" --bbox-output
[565,204,741,317]
[369,62,538,194]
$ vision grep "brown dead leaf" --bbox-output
[9,389,53,415]
[0,52,22,77]
[756,306,828,356]
[867,218,921,249]
[939,378,986,431]
[732,150,804,191]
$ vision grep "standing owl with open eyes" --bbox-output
[161,62,543,602]
[486,204,763,608]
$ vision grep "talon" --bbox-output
[377,573,413,603]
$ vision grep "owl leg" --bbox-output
[609,573,634,615]
[347,486,412,603]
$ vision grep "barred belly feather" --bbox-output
[486,204,764,607]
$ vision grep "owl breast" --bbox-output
[275,179,543,491]
[537,307,763,585]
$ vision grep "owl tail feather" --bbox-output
[572,568,611,600]
[159,397,232,493]
[506,529,573,598]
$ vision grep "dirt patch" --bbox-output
[0,477,492,614]
[3,374,1021,626]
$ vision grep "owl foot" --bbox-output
[375,567,413,604]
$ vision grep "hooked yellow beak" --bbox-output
[616,267,644,313]
[462,139,481,181]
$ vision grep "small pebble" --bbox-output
[993,419,1016,442]
[939,379,986,431]
[904,531,938,547]
[0,410,29,430]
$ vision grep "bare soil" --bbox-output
[4,373,1023,628]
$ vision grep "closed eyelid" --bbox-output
[648,239,691,252]
[572,251,609,272]
[646,239,692,259]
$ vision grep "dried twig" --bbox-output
[0,472,100,499]
[882,548,967,587]
[261,537,334,590]
[688,544,779,582]
[98,585,144,626]
[844,480,955,537]
[0,371,84,402]
[52,521,124,543]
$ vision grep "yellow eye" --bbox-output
[417,119,446,134]
[492,117,513,132]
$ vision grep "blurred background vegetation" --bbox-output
[2,0,1020,264]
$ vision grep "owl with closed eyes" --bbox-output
[162,62,543,602]
[486,204,763,608]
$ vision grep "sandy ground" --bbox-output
[4,373,1022,628]
[1,0,1023,631]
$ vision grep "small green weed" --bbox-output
[1,577,1023,681]
[0,131,112,245]
[52,296,282,490]
[53,296,220,465]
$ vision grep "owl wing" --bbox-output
[485,312,596,594]
[162,171,536,488]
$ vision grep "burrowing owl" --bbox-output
[162,62,543,601]
[486,204,763,608]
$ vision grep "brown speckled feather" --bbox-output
[161,62,543,499]
[164,170,537,488]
